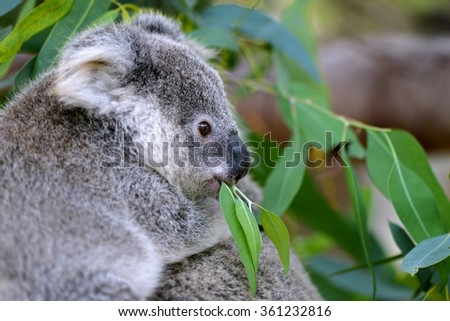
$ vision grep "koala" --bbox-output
[0,13,320,300]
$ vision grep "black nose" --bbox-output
[228,135,250,183]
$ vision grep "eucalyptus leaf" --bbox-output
[389,222,434,291]
[295,100,365,159]
[188,27,238,51]
[309,256,413,300]
[0,26,12,42]
[12,56,35,91]
[389,222,415,255]
[289,173,383,261]
[219,183,257,296]
[261,209,290,274]
[401,233,450,276]
[33,0,111,75]
[235,198,262,271]
[262,102,305,214]
[388,164,445,242]
[93,9,120,26]
[367,130,450,230]
[199,4,320,81]
[0,0,74,64]
[0,0,22,17]
[340,135,376,299]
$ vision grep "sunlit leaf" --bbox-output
[261,209,290,274]
[33,0,111,75]
[235,198,262,271]
[93,9,120,26]
[219,183,257,296]
[0,0,74,64]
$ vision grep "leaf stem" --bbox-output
[232,185,254,211]
[329,254,403,276]
[423,284,439,301]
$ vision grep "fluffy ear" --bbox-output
[52,31,135,115]
[132,13,183,41]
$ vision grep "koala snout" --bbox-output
[227,135,250,183]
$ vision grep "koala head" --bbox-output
[52,13,250,199]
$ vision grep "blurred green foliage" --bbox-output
[0,0,449,300]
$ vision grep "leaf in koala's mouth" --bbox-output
[219,182,291,297]
[219,183,257,297]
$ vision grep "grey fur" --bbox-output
[0,13,319,300]
[152,235,322,301]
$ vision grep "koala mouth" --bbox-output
[205,178,222,194]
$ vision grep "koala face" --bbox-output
[53,14,250,199]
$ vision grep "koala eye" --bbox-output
[198,121,211,136]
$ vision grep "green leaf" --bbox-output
[0,0,74,64]
[295,101,365,159]
[289,173,384,261]
[199,4,320,81]
[12,56,35,90]
[261,209,290,274]
[308,256,414,300]
[17,0,36,21]
[188,27,238,51]
[262,101,306,214]
[0,58,13,79]
[92,9,120,26]
[235,198,262,271]
[0,0,22,16]
[388,164,445,242]
[340,130,376,299]
[33,0,111,76]
[273,0,327,104]
[401,233,450,276]
[389,222,434,291]
[367,130,450,230]
[0,26,12,42]
[389,222,416,255]
[219,183,257,296]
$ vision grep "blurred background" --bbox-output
[1,0,449,300]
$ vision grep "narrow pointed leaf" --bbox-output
[199,4,320,81]
[0,0,74,64]
[188,28,238,51]
[219,183,257,296]
[261,209,290,274]
[33,0,111,75]
[401,233,450,276]
[263,101,305,214]
[341,138,376,299]
[235,198,262,271]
